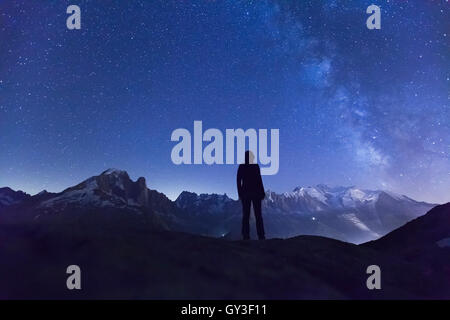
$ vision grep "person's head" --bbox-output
[245,150,255,164]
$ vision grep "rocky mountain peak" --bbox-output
[0,187,31,208]
[39,169,150,209]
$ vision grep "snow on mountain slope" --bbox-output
[173,184,435,243]
[341,213,380,238]
[0,170,436,244]
[39,169,145,209]
[255,185,435,243]
[280,185,389,210]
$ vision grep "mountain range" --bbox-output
[0,168,435,244]
[0,168,449,299]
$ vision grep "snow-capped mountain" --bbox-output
[0,169,180,230]
[266,184,415,213]
[0,169,435,244]
[174,185,434,243]
[39,169,150,210]
[258,185,434,243]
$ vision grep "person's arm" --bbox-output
[257,165,265,199]
[236,165,243,199]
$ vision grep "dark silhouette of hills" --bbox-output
[364,203,450,283]
[0,204,449,299]
[366,203,450,251]
[0,187,30,210]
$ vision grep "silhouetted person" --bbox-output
[237,151,266,240]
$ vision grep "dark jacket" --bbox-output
[237,164,265,200]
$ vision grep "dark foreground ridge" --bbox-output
[0,203,449,299]
[0,170,448,299]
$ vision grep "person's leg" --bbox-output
[253,199,265,240]
[241,198,251,240]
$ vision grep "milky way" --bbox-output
[0,0,448,202]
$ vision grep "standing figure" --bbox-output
[236,150,266,240]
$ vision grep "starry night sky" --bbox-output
[0,0,449,202]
